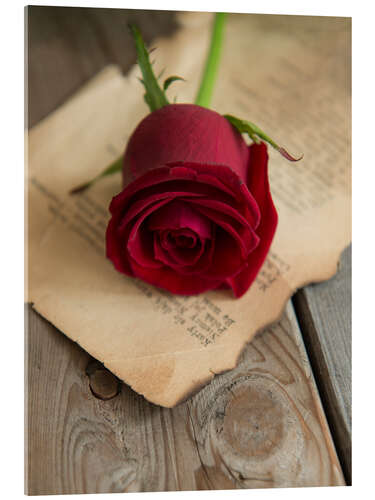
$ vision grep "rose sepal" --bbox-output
[224,114,303,162]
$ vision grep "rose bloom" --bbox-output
[106,104,277,297]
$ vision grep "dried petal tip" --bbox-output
[224,114,304,163]
[277,147,304,162]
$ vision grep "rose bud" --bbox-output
[106,103,278,298]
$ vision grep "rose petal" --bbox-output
[227,142,278,297]
[154,231,215,274]
[129,255,222,295]
[106,215,133,275]
[117,191,180,232]
[154,232,186,266]
[157,231,205,267]
[170,229,197,248]
[111,166,237,221]
[190,202,259,259]
[201,227,247,280]
[124,105,249,182]
[160,229,197,250]
[148,200,212,239]
[166,241,205,266]
[186,197,260,231]
[124,198,173,269]
[167,163,237,198]
[127,225,162,269]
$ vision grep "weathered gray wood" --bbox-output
[26,302,344,494]
[26,6,178,128]
[294,244,351,483]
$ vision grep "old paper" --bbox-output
[27,12,351,407]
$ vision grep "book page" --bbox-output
[27,12,351,407]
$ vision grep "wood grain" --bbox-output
[26,302,344,494]
[294,244,351,483]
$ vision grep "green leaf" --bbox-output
[163,75,185,92]
[129,24,169,112]
[70,156,123,195]
[224,114,303,162]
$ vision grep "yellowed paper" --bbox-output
[27,13,351,407]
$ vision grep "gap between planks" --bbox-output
[293,244,351,484]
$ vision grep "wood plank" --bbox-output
[293,244,351,484]
[26,302,345,494]
[26,5,178,127]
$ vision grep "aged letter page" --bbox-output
[28,13,351,407]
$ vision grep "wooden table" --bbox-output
[26,6,351,494]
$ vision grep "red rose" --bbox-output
[106,104,277,297]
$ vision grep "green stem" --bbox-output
[130,24,169,111]
[195,13,226,108]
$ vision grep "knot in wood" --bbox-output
[86,359,120,400]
